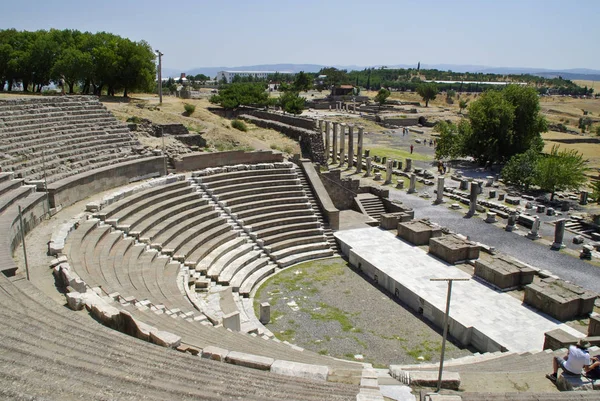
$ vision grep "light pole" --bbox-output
[155,50,163,104]
[429,277,469,392]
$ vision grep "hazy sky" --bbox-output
[2,0,598,71]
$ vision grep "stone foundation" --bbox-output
[525,278,597,321]
[429,234,480,264]
[397,219,442,246]
[474,254,536,290]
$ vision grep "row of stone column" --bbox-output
[317,120,364,173]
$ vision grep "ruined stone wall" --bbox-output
[173,150,283,172]
[319,170,359,210]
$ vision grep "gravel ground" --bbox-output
[254,257,473,367]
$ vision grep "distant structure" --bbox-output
[217,70,294,83]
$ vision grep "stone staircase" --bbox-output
[357,194,387,221]
[294,165,338,251]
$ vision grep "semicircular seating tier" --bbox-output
[0,269,359,400]
[0,96,148,185]
[61,166,355,372]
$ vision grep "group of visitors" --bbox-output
[547,339,600,382]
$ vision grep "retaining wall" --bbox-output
[173,150,283,172]
[48,157,164,209]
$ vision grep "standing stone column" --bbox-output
[356,127,364,174]
[435,176,445,204]
[505,212,517,232]
[347,125,354,169]
[332,122,339,164]
[384,160,393,184]
[324,121,331,164]
[339,123,346,167]
[408,173,417,193]
[467,182,478,216]
[580,191,589,205]
[405,158,412,172]
[527,216,541,239]
[364,157,372,177]
[552,219,567,249]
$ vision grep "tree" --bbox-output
[318,67,349,87]
[52,47,92,93]
[501,148,540,190]
[209,82,269,109]
[434,120,471,160]
[458,99,468,114]
[292,71,311,92]
[417,83,438,107]
[374,88,390,108]
[466,90,515,164]
[502,85,547,155]
[535,145,588,201]
[279,91,305,115]
[591,180,600,204]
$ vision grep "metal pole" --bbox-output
[162,131,167,176]
[430,277,469,393]
[156,50,163,104]
[18,206,30,281]
[42,149,51,217]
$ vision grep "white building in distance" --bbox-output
[217,70,294,83]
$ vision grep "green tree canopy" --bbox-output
[0,29,156,96]
[209,82,270,109]
[501,148,540,190]
[417,83,438,107]
[318,67,349,87]
[279,91,305,115]
[535,145,588,200]
[434,120,471,160]
[374,88,390,107]
[292,71,312,92]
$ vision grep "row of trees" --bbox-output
[0,29,156,96]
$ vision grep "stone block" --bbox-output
[524,278,598,321]
[474,254,535,290]
[66,292,84,311]
[222,311,241,332]
[259,302,271,324]
[429,234,480,264]
[397,219,442,246]
[225,351,274,371]
[270,360,329,381]
[201,346,229,361]
[408,371,460,391]
[149,330,181,348]
[573,235,585,245]
[589,314,600,336]
[543,328,578,350]
[556,373,596,391]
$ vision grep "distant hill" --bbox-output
[164,63,600,82]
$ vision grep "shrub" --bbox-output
[126,116,142,124]
[183,103,196,115]
[231,119,247,131]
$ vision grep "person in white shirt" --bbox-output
[546,339,591,382]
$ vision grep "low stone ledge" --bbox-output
[149,330,182,348]
[474,254,535,290]
[201,346,229,361]
[397,219,442,246]
[525,278,597,321]
[270,360,329,381]
[429,234,480,264]
[225,351,274,370]
[556,373,598,391]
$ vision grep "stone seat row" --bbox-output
[0,112,120,132]
[195,166,334,269]
[3,135,138,172]
[0,125,132,152]
[0,272,358,400]
[0,118,127,140]
[0,103,114,118]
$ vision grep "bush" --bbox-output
[231,119,247,131]
[184,103,196,115]
[126,116,142,124]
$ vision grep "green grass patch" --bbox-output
[318,350,329,355]
[307,302,355,332]
[352,336,367,349]
[276,329,296,342]
[369,146,430,162]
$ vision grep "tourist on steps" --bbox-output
[585,354,600,380]
[546,339,591,382]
